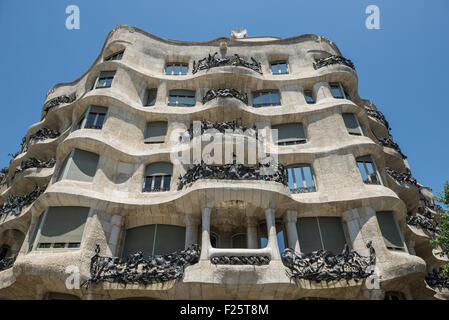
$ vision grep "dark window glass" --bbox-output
[270,61,289,74]
[168,90,195,107]
[253,90,281,107]
[105,50,124,61]
[286,165,316,193]
[304,90,315,104]
[166,63,188,75]
[146,89,157,106]
[356,155,380,185]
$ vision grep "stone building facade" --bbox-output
[0,25,447,300]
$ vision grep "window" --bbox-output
[105,50,124,61]
[231,233,247,248]
[356,155,381,185]
[145,122,167,144]
[143,162,172,192]
[329,82,350,100]
[121,224,185,258]
[258,221,286,252]
[376,211,407,252]
[252,90,281,107]
[342,113,363,136]
[57,149,99,183]
[384,292,405,300]
[0,245,10,260]
[94,71,115,89]
[297,217,347,254]
[270,61,289,74]
[168,90,195,107]
[286,165,316,193]
[30,206,90,251]
[144,88,157,106]
[76,106,107,130]
[271,123,306,145]
[304,90,315,104]
[165,63,188,75]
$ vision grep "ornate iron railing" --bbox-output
[0,167,8,185]
[21,128,60,152]
[211,255,270,265]
[185,119,257,139]
[42,92,76,119]
[0,255,17,272]
[0,184,47,217]
[426,271,449,290]
[406,214,440,235]
[363,102,391,131]
[82,244,200,288]
[313,55,355,71]
[178,162,288,190]
[202,88,248,105]
[10,158,56,183]
[386,168,418,188]
[377,137,407,159]
[281,241,376,283]
[192,52,262,74]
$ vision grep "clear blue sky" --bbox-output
[0,0,447,195]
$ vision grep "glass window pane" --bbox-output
[147,89,157,106]
[144,176,153,191]
[294,167,304,189]
[297,218,323,253]
[85,113,96,128]
[277,229,285,253]
[287,168,295,191]
[95,114,105,128]
[162,176,171,191]
[318,217,346,254]
[181,65,188,75]
[304,91,315,104]
[153,176,162,191]
[168,95,177,105]
[271,92,280,105]
[357,162,369,182]
[330,84,344,98]
[303,166,314,189]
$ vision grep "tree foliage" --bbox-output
[431,180,449,278]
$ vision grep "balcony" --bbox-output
[0,184,47,219]
[178,162,288,190]
[202,89,248,105]
[41,92,76,120]
[313,55,355,71]
[192,52,263,74]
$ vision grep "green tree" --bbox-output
[431,180,449,278]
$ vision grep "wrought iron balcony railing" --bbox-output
[192,52,262,74]
[202,88,248,105]
[377,137,407,159]
[406,214,440,235]
[10,158,56,184]
[0,184,47,217]
[211,255,270,265]
[21,128,60,153]
[386,168,418,188]
[281,241,376,283]
[82,244,200,288]
[42,92,76,119]
[0,255,17,272]
[426,271,449,290]
[363,101,391,131]
[177,162,288,190]
[313,55,355,71]
[185,119,258,139]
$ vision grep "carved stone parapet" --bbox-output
[211,255,270,265]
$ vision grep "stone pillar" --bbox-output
[107,214,123,256]
[265,208,281,260]
[284,210,300,252]
[313,81,333,102]
[342,209,369,256]
[246,216,259,249]
[184,214,199,248]
[200,207,211,260]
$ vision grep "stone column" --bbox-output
[265,208,281,260]
[184,214,199,248]
[246,216,259,249]
[107,214,123,256]
[313,81,333,102]
[284,210,300,252]
[200,207,211,260]
[342,208,369,256]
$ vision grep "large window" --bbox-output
[121,224,185,257]
[94,71,115,89]
[145,122,167,144]
[271,123,306,145]
[286,165,316,193]
[165,63,188,75]
[297,217,347,254]
[168,90,196,107]
[57,149,99,183]
[30,206,90,251]
[356,155,381,185]
[76,106,107,130]
[252,90,281,107]
[105,50,124,61]
[329,82,350,100]
[144,88,157,106]
[376,211,407,252]
[270,61,289,75]
[143,162,172,192]
[231,233,247,248]
[342,113,363,136]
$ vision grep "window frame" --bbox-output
[143,163,173,192]
[56,149,100,183]
[75,106,108,130]
[252,90,281,107]
[329,82,350,100]
[144,88,158,107]
[168,89,196,107]
[271,123,307,146]
[165,62,188,75]
[270,60,289,75]
[342,113,364,136]
[94,71,116,89]
[286,164,316,193]
[304,90,315,104]
[104,50,124,61]
[376,211,408,252]
[356,155,382,185]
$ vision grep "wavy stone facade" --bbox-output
[0,25,447,300]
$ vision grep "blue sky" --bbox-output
[0,0,448,196]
